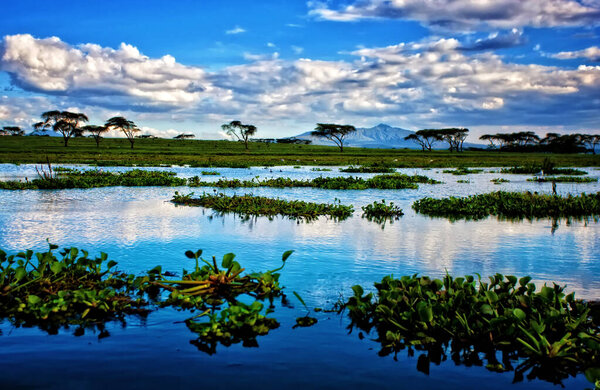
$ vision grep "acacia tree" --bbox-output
[479,134,497,149]
[83,125,108,147]
[2,126,24,136]
[580,134,600,155]
[311,123,356,152]
[221,120,257,150]
[435,128,469,152]
[404,133,427,151]
[105,116,139,149]
[35,111,89,146]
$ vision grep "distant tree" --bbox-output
[404,133,426,151]
[2,126,24,136]
[479,134,497,149]
[35,111,89,146]
[311,123,356,152]
[221,120,257,150]
[434,128,469,152]
[105,116,139,149]
[580,134,600,155]
[83,125,108,147]
[174,133,195,139]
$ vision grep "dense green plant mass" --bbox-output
[412,191,600,220]
[343,273,600,385]
[0,169,187,190]
[188,174,440,190]
[361,200,404,223]
[201,171,221,176]
[172,192,354,221]
[340,165,396,173]
[442,167,484,175]
[0,244,149,334]
[528,176,598,183]
[501,165,587,176]
[491,178,510,184]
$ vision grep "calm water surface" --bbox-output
[1,164,599,389]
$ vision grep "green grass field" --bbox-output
[1,136,599,167]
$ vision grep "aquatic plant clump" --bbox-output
[528,176,598,183]
[343,273,600,385]
[340,165,396,173]
[412,191,600,220]
[188,173,440,190]
[361,200,404,222]
[501,166,588,176]
[490,178,510,184]
[0,169,187,190]
[171,192,354,220]
[442,167,484,175]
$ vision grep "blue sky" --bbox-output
[0,0,599,140]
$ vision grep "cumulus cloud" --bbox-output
[459,29,526,51]
[1,34,599,136]
[552,46,600,61]
[225,26,246,34]
[308,0,600,30]
[0,34,227,110]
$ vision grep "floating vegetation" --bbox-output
[491,178,510,184]
[171,192,354,221]
[0,169,187,190]
[361,200,404,224]
[340,165,396,173]
[528,176,598,183]
[311,167,332,172]
[442,167,484,175]
[0,243,149,335]
[342,273,600,386]
[200,171,221,176]
[188,174,440,190]
[457,179,470,183]
[293,166,302,169]
[412,191,600,220]
[501,165,587,176]
[1,245,298,354]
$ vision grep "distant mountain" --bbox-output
[292,123,483,149]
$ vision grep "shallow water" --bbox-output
[0,164,599,389]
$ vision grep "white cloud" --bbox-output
[291,45,304,54]
[308,0,600,30]
[225,26,246,34]
[552,46,600,61]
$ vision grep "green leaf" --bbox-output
[480,304,494,316]
[416,301,433,323]
[293,291,307,310]
[222,253,236,269]
[28,295,41,305]
[184,250,195,259]
[513,308,526,321]
[351,285,364,297]
[50,261,63,275]
[106,260,117,269]
[282,250,294,262]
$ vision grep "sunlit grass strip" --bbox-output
[0,169,187,190]
[339,165,396,173]
[528,176,598,183]
[172,192,354,220]
[188,174,440,190]
[442,167,484,175]
[412,191,600,220]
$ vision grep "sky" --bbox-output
[0,0,599,141]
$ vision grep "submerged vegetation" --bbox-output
[343,273,600,385]
[412,191,600,220]
[171,192,354,221]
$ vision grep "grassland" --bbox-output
[1,136,599,167]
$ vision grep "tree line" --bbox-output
[479,131,600,154]
[404,128,470,152]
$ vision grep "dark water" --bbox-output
[1,164,599,389]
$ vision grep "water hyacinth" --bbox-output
[528,176,598,183]
[412,191,600,221]
[172,192,354,221]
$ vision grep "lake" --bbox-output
[1,164,599,389]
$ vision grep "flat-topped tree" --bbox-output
[35,111,88,146]
[105,116,139,149]
[436,128,469,152]
[405,129,443,151]
[2,126,24,136]
[221,121,257,150]
[580,134,600,155]
[311,123,356,152]
[83,125,108,147]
